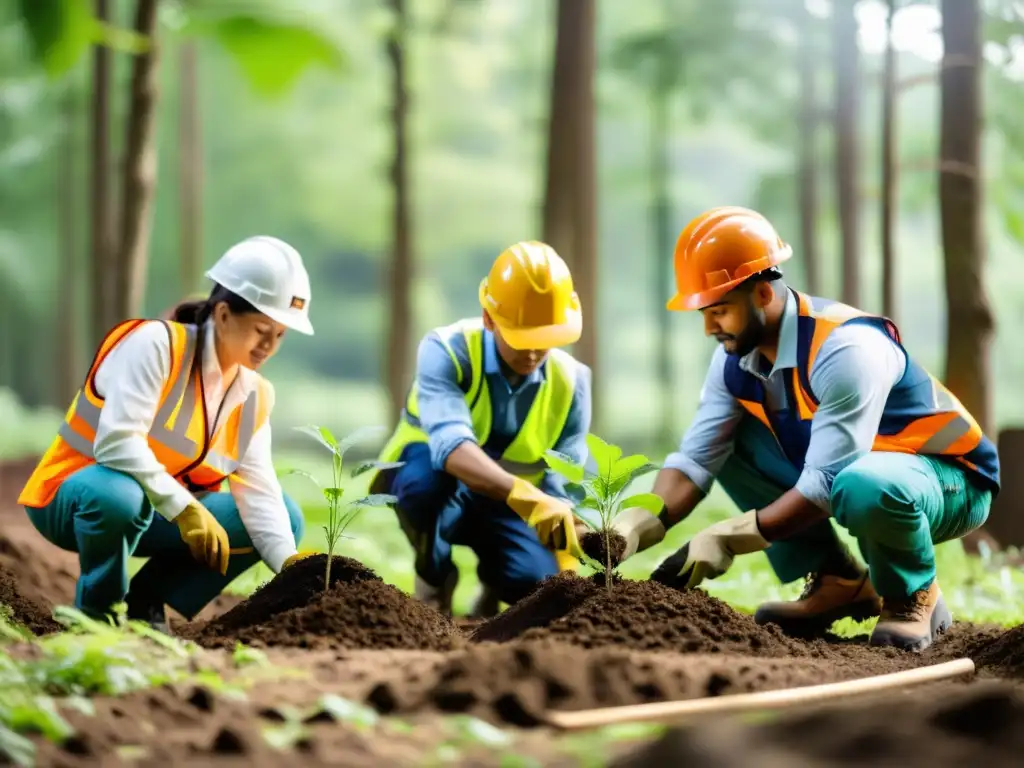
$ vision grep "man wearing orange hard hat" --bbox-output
[608,206,999,652]
[372,241,591,618]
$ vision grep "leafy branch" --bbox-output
[543,433,661,591]
[288,425,402,591]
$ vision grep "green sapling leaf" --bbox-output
[294,425,337,455]
[617,492,664,515]
[542,449,586,483]
[351,460,405,477]
[351,494,399,508]
[585,433,622,479]
[335,425,389,457]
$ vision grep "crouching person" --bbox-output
[18,237,319,631]
[371,242,591,618]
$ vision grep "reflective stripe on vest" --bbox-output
[18,318,269,508]
[377,317,577,480]
[732,290,986,466]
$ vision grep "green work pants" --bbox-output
[717,416,992,599]
[24,464,305,619]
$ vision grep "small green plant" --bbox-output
[543,433,662,590]
[291,424,402,591]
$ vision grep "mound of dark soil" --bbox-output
[614,683,1024,766]
[362,639,879,727]
[580,530,627,568]
[469,571,806,655]
[0,560,61,635]
[191,554,462,651]
[967,624,1024,676]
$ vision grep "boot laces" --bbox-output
[883,589,930,622]
[798,573,824,600]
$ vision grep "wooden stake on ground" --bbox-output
[545,657,976,730]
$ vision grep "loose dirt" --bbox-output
[470,570,809,655]
[5,456,1024,765]
[188,554,464,652]
[580,530,627,568]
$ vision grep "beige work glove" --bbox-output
[650,510,768,590]
[506,477,582,557]
[610,506,668,561]
[175,501,230,576]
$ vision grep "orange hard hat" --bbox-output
[478,241,582,350]
[667,206,792,311]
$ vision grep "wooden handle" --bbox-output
[545,657,975,730]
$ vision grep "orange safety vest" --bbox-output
[19,319,272,509]
[721,290,1000,494]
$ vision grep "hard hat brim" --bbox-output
[493,313,582,350]
[257,304,315,335]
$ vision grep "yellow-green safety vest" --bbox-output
[377,317,578,485]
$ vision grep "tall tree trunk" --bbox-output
[651,89,674,449]
[542,0,599,421]
[880,0,897,321]
[832,0,860,306]
[115,0,161,321]
[90,0,113,344]
[939,0,997,556]
[796,0,821,294]
[58,86,81,407]
[939,0,992,431]
[384,0,413,427]
[179,41,202,296]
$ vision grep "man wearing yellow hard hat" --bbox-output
[373,241,591,617]
[608,206,999,652]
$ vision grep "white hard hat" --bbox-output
[205,236,314,335]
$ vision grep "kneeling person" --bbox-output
[373,242,591,617]
[610,207,999,652]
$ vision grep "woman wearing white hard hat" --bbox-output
[19,236,317,631]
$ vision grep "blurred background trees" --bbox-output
[4,0,1024,546]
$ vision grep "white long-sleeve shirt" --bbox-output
[91,318,297,572]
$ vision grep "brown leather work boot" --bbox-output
[754,571,883,638]
[870,580,952,652]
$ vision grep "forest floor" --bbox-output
[4,456,1024,767]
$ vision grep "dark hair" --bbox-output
[735,267,784,294]
[171,283,259,326]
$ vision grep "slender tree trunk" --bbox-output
[797,0,821,294]
[542,0,599,421]
[939,0,997,556]
[58,86,80,406]
[880,0,898,322]
[384,0,413,427]
[651,90,674,449]
[179,41,203,296]
[115,0,161,321]
[90,0,113,344]
[939,0,992,432]
[832,0,860,306]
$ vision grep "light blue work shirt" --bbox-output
[413,327,592,500]
[664,288,908,513]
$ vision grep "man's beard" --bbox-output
[721,305,767,357]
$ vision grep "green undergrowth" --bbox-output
[0,605,262,767]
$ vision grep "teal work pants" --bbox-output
[24,464,305,620]
[717,416,992,599]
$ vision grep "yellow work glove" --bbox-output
[282,550,318,569]
[650,510,768,590]
[175,501,230,576]
[506,477,582,557]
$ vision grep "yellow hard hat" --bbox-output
[478,241,582,350]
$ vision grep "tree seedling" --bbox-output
[290,425,403,591]
[543,433,662,590]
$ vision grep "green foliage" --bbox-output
[290,424,401,590]
[0,603,204,764]
[14,0,146,78]
[544,434,660,589]
[178,0,348,97]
